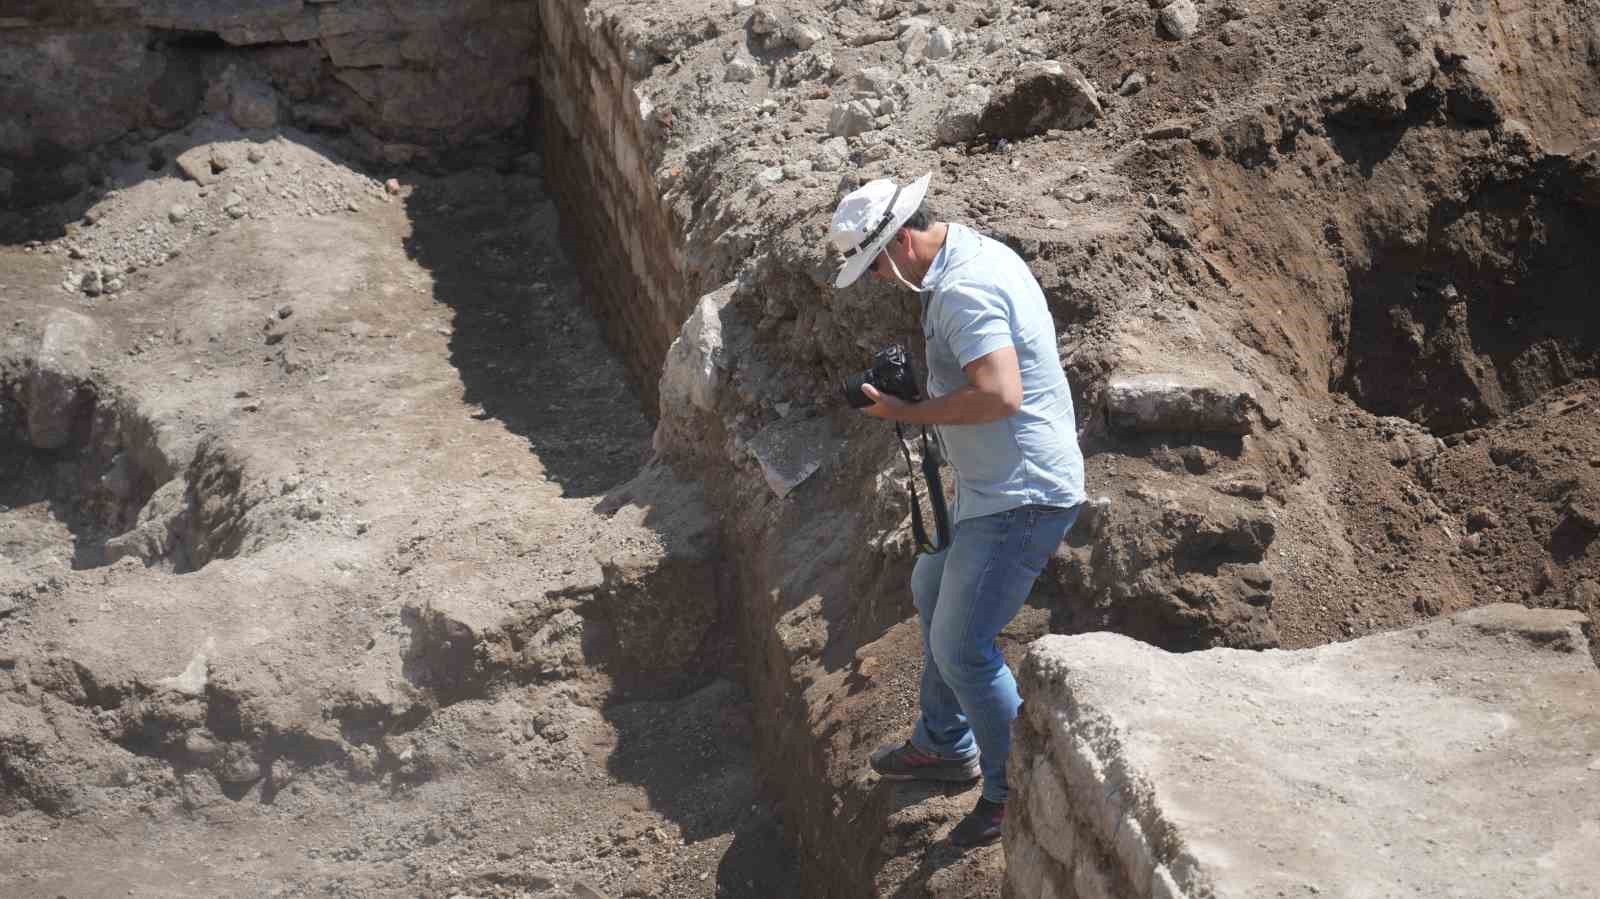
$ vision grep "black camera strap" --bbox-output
[894,422,952,554]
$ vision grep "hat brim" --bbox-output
[834,172,932,288]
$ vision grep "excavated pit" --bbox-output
[7,1,1595,897]
[0,367,263,575]
[1,375,161,570]
[1337,156,1600,434]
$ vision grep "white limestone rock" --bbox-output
[1159,0,1200,40]
[828,99,878,137]
[934,83,992,145]
[1102,372,1273,434]
[659,283,739,416]
[1008,605,1600,899]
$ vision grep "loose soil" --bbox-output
[0,132,795,898]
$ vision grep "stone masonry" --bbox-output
[1006,605,1600,898]
[538,0,695,412]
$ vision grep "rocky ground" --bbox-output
[0,125,796,898]
[1,0,1597,897]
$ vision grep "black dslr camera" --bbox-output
[842,344,923,408]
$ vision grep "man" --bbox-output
[830,173,1086,847]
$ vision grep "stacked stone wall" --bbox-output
[537,0,692,412]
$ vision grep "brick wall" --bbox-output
[537,0,691,413]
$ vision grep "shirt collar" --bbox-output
[919,222,972,294]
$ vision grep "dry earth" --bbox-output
[2,0,1599,897]
[1,129,795,898]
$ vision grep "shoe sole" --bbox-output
[871,763,981,783]
[949,830,1001,849]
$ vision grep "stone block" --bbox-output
[1014,605,1600,898]
[1025,753,1077,866]
[659,283,737,416]
[1103,371,1271,434]
[26,310,99,450]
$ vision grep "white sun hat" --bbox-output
[829,171,932,288]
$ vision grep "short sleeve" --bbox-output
[937,282,1014,369]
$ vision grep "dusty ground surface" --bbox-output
[0,128,795,898]
[616,0,1600,893]
[2,0,1598,897]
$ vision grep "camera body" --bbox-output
[843,344,923,408]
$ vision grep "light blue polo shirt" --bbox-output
[920,223,1085,523]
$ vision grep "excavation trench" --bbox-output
[1336,153,1600,434]
[0,366,251,574]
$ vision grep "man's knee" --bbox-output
[928,621,996,686]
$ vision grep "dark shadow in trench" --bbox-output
[601,679,803,899]
[399,172,655,498]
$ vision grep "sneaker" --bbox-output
[869,740,980,783]
[949,797,1005,848]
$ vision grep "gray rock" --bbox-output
[521,609,587,676]
[851,66,897,98]
[1103,372,1271,434]
[926,25,956,59]
[788,23,825,50]
[1144,120,1191,140]
[754,165,786,191]
[659,284,737,416]
[168,204,190,224]
[230,82,279,130]
[813,136,850,172]
[183,731,224,766]
[174,146,217,186]
[215,744,263,783]
[748,7,781,35]
[247,145,266,164]
[828,99,878,137]
[79,269,102,297]
[748,413,835,499]
[898,17,934,61]
[934,83,991,145]
[1008,606,1600,899]
[1118,71,1148,96]
[158,637,215,697]
[724,56,759,83]
[978,61,1102,138]
[1159,0,1200,40]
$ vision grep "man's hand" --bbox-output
[852,347,1022,426]
[858,383,909,420]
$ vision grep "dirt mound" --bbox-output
[0,131,790,897]
[2,0,1598,896]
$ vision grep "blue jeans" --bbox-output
[910,502,1079,804]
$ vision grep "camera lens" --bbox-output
[842,370,875,408]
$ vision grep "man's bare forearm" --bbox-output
[891,386,1016,426]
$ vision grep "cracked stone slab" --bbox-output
[748,414,836,499]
